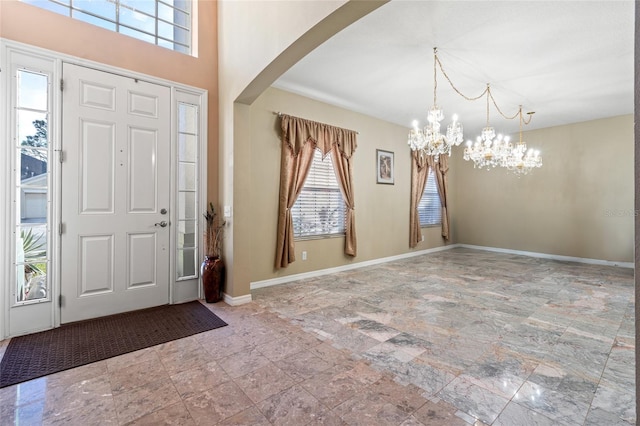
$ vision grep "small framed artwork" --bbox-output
[376,149,394,185]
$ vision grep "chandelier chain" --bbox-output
[435,50,534,124]
[435,54,487,102]
[410,47,541,174]
[433,48,438,105]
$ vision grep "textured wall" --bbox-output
[451,115,634,263]
[0,0,219,204]
[248,87,451,282]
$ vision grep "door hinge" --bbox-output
[58,150,65,163]
[60,78,64,91]
[59,295,64,308]
[58,223,64,235]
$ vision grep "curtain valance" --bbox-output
[280,114,357,158]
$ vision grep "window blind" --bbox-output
[292,149,346,238]
[418,169,442,226]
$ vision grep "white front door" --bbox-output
[60,64,171,323]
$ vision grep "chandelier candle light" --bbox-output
[408,48,464,159]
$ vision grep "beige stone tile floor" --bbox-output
[0,248,634,425]
[0,303,470,426]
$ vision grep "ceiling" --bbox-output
[273,0,634,138]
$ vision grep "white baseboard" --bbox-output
[250,244,456,290]
[223,293,252,306]
[250,243,633,291]
[457,244,634,268]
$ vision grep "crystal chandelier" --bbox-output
[408,48,463,159]
[463,84,511,169]
[503,106,542,175]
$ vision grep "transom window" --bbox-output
[292,149,346,238]
[418,169,442,226]
[22,0,192,54]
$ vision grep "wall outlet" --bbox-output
[421,235,425,242]
[302,251,307,260]
[224,205,231,218]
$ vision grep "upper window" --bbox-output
[418,169,442,226]
[292,149,346,239]
[22,0,192,54]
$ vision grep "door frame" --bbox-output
[0,39,208,340]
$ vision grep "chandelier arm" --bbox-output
[435,54,487,101]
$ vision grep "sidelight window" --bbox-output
[176,102,198,279]
[14,69,51,303]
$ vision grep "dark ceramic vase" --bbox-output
[201,256,225,303]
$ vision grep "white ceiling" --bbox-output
[273,0,634,138]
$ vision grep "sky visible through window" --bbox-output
[21,0,191,54]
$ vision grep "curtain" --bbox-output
[409,151,430,248]
[330,146,357,256]
[275,114,358,268]
[428,154,451,240]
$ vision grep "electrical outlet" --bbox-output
[421,235,425,242]
[224,205,231,218]
[302,251,307,260]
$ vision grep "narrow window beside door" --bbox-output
[176,102,199,279]
[14,69,51,303]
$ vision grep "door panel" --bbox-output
[61,64,170,324]
[128,127,157,212]
[81,120,115,213]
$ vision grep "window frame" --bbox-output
[291,148,347,240]
[418,169,442,227]
[22,0,193,55]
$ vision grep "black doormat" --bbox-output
[0,301,227,388]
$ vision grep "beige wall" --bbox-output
[0,0,219,203]
[249,87,451,282]
[451,114,634,263]
[217,0,385,298]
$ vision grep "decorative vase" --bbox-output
[201,256,225,303]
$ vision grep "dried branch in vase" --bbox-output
[203,202,226,258]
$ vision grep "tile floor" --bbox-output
[0,248,634,425]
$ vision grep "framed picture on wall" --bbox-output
[376,149,394,184]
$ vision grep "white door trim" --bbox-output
[0,39,208,339]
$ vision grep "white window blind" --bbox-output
[418,169,442,226]
[22,0,192,54]
[292,149,346,238]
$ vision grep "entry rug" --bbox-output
[0,301,227,388]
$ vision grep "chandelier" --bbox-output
[463,84,511,169]
[408,48,463,159]
[503,106,542,175]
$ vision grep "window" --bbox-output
[22,0,192,54]
[176,101,198,279]
[14,69,51,303]
[292,149,346,238]
[418,169,442,226]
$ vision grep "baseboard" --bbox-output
[250,243,633,291]
[457,244,634,268]
[223,293,252,306]
[250,244,456,290]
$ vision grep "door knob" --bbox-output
[154,221,168,227]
